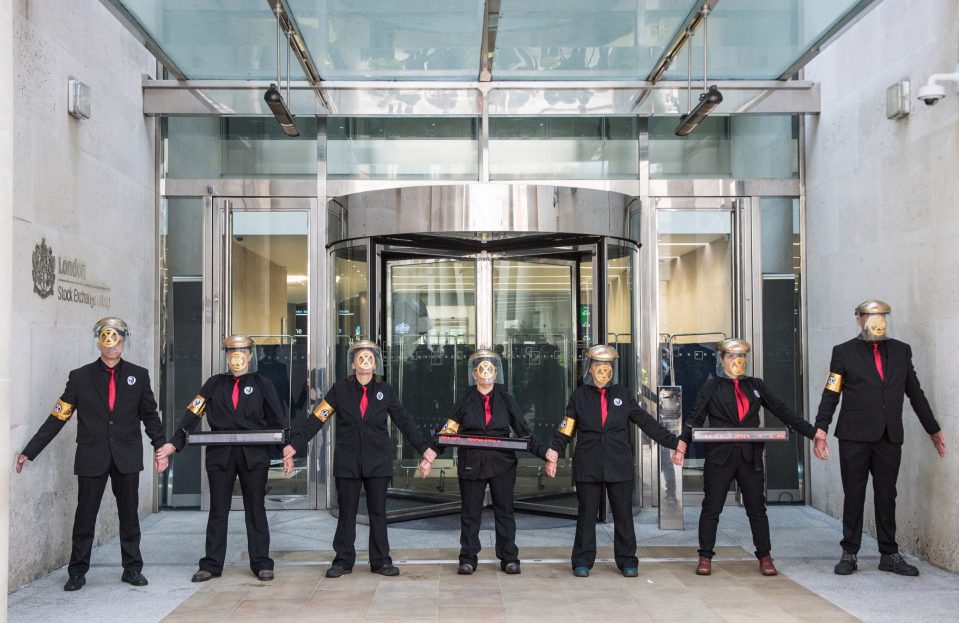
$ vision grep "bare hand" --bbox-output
[671,449,685,466]
[418,458,433,478]
[282,445,297,476]
[283,444,297,459]
[676,440,687,455]
[814,428,827,441]
[422,448,437,462]
[155,456,169,473]
[15,454,28,474]
[931,431,946,457]
[545,449,559,463]
[155,443,176,460]
[545,460,557,478]
[814,437,830,461]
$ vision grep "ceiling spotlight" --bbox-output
[265,83,299,137]
[675,85,724,136]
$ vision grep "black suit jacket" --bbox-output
[22,359,165,476]
[815,338,940,443]
[434,387,548,480]
[290,376,429,479]
[171,373,284,471]
[681,376,818,467]
[551,383,679,483]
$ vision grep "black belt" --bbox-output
[692,428,789,443]
[186,430,287,446]
[436,434,530,452]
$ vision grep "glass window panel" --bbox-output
[119,0,308,80]
[493,0,697,80]
[489,116,638,180]
[333,245,369,380]
[663,0,862,79]
[328,117,478,180]
[289,0,485,80]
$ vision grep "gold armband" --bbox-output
[312,400,334,423]
[51,399,75,421]
[187,395,207,417]
[557,416,577,437]
[824,372,843,393]
[438,419,460,434]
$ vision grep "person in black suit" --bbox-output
[155,335,284,582]
[16,317,165,591]
[282,340,436,578]
[676,338,825,577]
[419,349,549,575]
[814,300,946,576]
[544,344,687,577]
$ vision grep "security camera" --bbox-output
[916,83,946,105]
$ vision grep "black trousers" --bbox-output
[459,464,519,567]
[200,447,273,574]
[69,461,141,576]
[839,433,902,555]
[333,476,392,570]
[698,445,769,559]
[572,480,636,570]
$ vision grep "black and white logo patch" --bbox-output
[753,390,760,398]
[127,376,136,385]
[244,386,253,395]
[613,398,623,407]
[376,391,384,401]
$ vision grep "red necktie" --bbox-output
[733,379,749,422]
[107,367,116,412]
[483,394,492,426]
[232,377,240,410]
[360,385,369,418]
[599,388,608,427]
[873,343,885,382]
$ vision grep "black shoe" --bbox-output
[457,563,475,575]
[121,570,148,586]
[191,570,221,582]
[879,553,920,576]
[63,575,86,591]
[256,569,275,581]
[621,567,638,577]
[573,566,590,578]
[833,552,857,575]
[372,565,400,576]
[502,562,521,575]
[325,566,352,578]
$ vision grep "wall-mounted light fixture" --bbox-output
[67,79,91,119]
[265,3,299,137]
[675,5,722,136]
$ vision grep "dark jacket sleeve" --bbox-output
[21,372,77,460]
[387,386,428,455]
[814,345,844,432]
[628,394,679,450]
[259,376,286,430]
[506,393,548,460]
[290,386,336,455]
[755,379,817,439]
[550,394,578,453]
[138,369,166,448]
[171,377,214,451]
[680,378,716,445]
[904,345,941,435]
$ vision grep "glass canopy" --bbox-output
[115,0,877,82]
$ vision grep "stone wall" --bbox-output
[805,0,959,570]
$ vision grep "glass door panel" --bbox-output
[656,208,736,504]
[492,259,578,514]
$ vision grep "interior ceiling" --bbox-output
[111,0,877,85]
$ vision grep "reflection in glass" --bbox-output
[229,211,309,497]
[333,245,369,380]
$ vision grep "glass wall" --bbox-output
[332,244,369,380]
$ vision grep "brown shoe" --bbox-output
[759,555,778,576]
[695,556,711,576]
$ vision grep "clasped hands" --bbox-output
[154,443,176,473]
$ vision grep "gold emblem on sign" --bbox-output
[312,400,335,423]
[558,417,577,437]
[51,399,75,421]
[439,419,460,434]
[825,372,843,393]
[187,394,207,416]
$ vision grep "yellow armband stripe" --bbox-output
[558,416,577,437]
[824,372,843,393]
[439,419,460,434]
[51,399,75,421]
[312,400,334,423]
[187,395,207,416]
